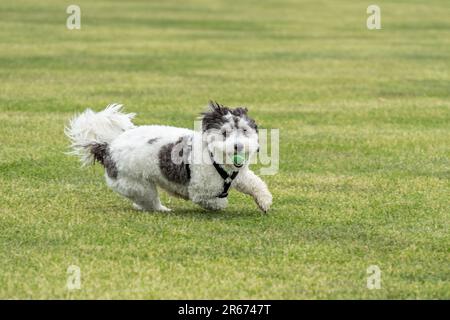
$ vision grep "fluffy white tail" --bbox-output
[65,103,136,166]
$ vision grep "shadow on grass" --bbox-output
[94,203,267,221]
[166,207,267,220]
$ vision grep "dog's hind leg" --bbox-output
[107,177,171,212]
[131,182,171,212]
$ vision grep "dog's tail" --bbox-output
[65,103,136,166]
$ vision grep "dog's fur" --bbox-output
[65,102,272,213]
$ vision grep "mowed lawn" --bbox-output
[0,0,449,299]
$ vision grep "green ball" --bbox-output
[233,154,245,166]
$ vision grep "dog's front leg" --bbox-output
[234,169,272,213]
[191,195,228,211]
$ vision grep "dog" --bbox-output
[65,101,272,213]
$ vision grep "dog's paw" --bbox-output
[256,192,272,213]
[133,203,171,212]
[156,205,172,212]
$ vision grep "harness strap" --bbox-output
[210,154,239,198]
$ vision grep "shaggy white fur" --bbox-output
[65,103,272,213]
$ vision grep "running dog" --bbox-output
[65,102,272,213]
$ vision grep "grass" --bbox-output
[0,0,449,299]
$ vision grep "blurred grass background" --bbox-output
[0,0,449,298]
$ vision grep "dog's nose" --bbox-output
[234,143,244,152]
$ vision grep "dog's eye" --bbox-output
[222,130,228,138]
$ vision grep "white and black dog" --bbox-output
[66,102,272,213]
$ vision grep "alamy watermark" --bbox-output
[67,265,81,290]
[66,5,81,30]
[367,5,381,30]
[366,265,381,289]
[168,120,279,175]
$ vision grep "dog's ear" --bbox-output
[232,107,248,115]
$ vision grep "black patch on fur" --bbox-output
[90,142,118,179]
[202,101,258,132]
[148,138,159,144]
[158,136,191,185]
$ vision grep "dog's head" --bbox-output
[201,101,259,168]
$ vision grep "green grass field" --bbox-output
[1,0,449,299]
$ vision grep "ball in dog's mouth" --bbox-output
[232,153,245,168]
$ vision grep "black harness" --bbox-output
[210,154,240,198]
[184,149,240,198]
